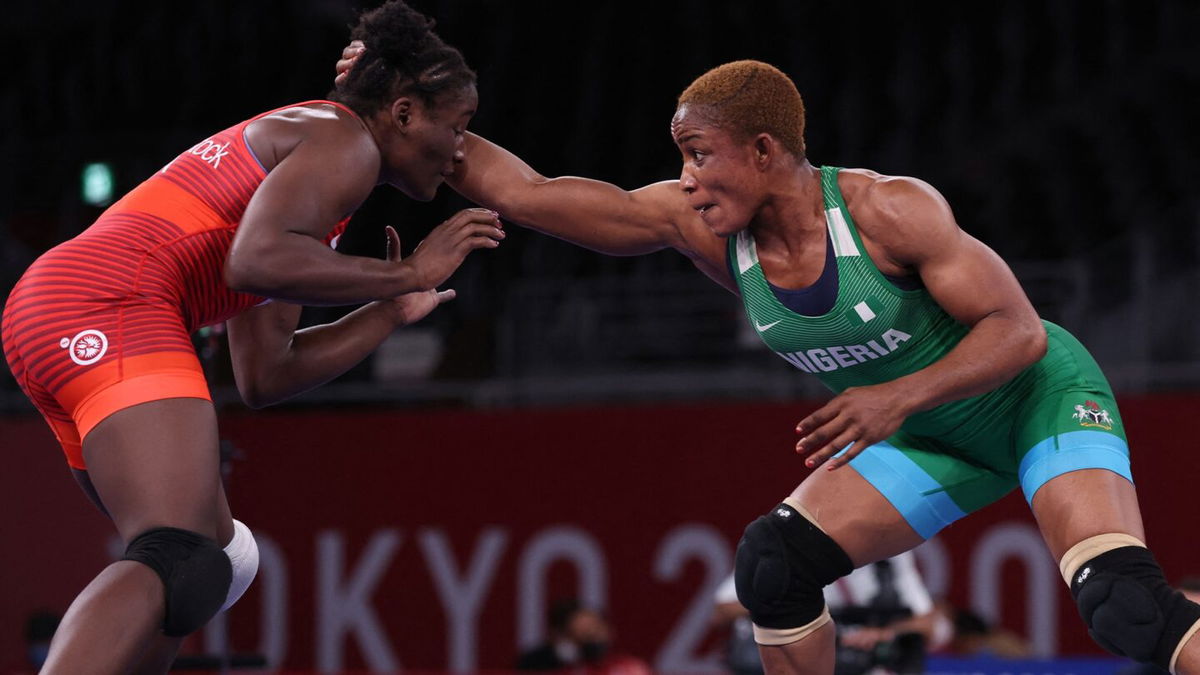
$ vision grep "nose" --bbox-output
[679,168,696,194]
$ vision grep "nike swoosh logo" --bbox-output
[755,319,782,332]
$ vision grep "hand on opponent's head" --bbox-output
[334,40,365,85]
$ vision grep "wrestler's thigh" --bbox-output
[1029,468,1144,561]
[791,435,1016,565]
[789,463,924,567]
[81,398,223,543]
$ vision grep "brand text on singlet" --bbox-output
[188,138,232,170]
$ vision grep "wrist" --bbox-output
[394,259,429,294]
[371,299,408,328]
[885,376,929,417]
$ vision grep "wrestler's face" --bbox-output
[387,85,477,201]
[672,104,765,237]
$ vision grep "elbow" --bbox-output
[224,243,286,296]
[236,381,270,410]
[235,372,283,410]
[496,174,551,225]
[224,250,260,294]
[238,385,276,410]
[1023,320,1048,365]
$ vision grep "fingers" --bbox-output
[443,207,502,230]
[462,223,505,250]
[385,225,401,262]
[334,41,366,83]
[822,439,871,471]
[795,407,834,437]
[796,421,859,469]
[795,407,871,470]
[435,209,505,250]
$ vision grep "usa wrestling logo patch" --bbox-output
[61,330,108,366]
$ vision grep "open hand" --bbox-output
[795,383,914,470]
[404,208,504,291]
[383,226,455,326]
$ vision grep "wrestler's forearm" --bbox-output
[225,237,424,306]
[450,133,675,255]
[890,312,1047,414]
[237,302,399,408]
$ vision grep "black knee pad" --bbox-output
[123,527,233,637]
[1071,546,1200,669]
[734,502,854,628]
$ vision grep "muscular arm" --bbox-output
[869,177,1047,411]
[449,133,735,289]
[227,300,399,409]
[227,225,455,409]
[798,176,1046,468]
[225,114,423,305]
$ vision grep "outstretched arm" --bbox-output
[449,133,682,255]
[449,133,734,289]
[331,40,732,288]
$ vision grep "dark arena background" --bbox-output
[3,1,1200,674]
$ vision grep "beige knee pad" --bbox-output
[1058,532,1145,586]
[753,606,832,646]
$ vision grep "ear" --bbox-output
[753,134,773,170]
[390,97,414,132]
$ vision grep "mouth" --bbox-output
[694,203,715,216]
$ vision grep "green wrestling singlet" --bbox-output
[727,166,1132,537]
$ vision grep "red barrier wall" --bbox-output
[3,395,1199,672]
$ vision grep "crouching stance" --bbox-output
[734,497,1200,675]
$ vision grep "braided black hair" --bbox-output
[331,1,476,116]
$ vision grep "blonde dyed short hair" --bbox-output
[677,60,806,156]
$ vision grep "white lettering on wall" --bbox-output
[316,529,402,673]
[970,523,1058,656]
[516,527,608,649]
[419,528,508,673]
[653,524,732,673]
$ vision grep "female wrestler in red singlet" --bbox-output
[0,3,502,673]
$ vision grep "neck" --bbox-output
[749,159,824,256]
[361,113,393,185]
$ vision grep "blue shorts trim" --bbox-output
[1018,430,1133,504]
[847,442,967,540]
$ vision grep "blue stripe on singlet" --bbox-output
[843,441,967,539]
[1018,430,1132,503]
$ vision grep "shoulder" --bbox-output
[837,168,961,266]
[247,102,379,177]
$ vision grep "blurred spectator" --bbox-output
[25,611,60,671]
[946,604,1032,658]
[516,599,650,675]
[714,552,951,675]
